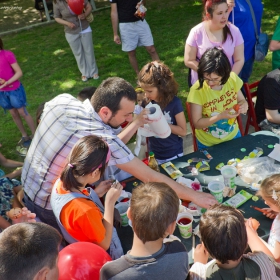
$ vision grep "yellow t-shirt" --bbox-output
[187,72,243,147]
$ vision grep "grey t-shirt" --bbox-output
[100,240,189,280]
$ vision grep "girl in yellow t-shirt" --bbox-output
[187,47,248,149]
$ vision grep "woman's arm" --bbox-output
[232,44,244,75]
[54,17,76,29]
[169,112,187,137]
[191,103,238,129]
[0,62,22,89]
[184,44,199,71]
[78,2,92,20]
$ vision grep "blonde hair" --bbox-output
[258,174,280,206]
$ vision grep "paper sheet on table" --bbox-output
[134,103,171,156]
[268,143,280,162]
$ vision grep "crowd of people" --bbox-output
[0,0,280,279]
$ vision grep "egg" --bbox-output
[7,208,22,219]
[251,218,260,230]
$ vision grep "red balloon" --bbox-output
[58,242,112,280]
[68,0,84,15]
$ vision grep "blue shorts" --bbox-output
[0,83,27,111]
[197,130,242,150]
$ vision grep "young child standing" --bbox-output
[50,135,123,260]
[189,204,280,280]
[187,47,248,150]
[138,61,187,164]
[246,174,280,263]
[0,38,36,152]
[100,182,189,280]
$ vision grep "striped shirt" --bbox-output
[22,94,134,210]
[189,251,280,280]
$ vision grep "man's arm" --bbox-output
[111,3,121,45]
[117,157,217,209]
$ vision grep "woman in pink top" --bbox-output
[184,0,244,86]
[0,38,36,154]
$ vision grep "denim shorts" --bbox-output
[0,83,27,111]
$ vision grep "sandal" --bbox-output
[93,74,99,80]
[82,76,88,82]
[17,136,32,148]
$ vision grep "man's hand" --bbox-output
[134,108,153,127]
[114,35,121,44]
[194,243,209,264]
[191,191,218,209]
[94,180,112,197]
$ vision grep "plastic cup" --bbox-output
[220,165,237,189]
[208,181,225,203]
[176,212,193,239]
[117,192,132,204]
[115,202,129,227]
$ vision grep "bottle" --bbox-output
[148,151,160,172]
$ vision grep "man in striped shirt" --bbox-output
[22,77,216,230]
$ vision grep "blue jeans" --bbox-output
[197,130,242,150]
[23,192,62,234]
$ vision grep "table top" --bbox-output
[117,134,279,262]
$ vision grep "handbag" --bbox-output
[84,9,94,23]
[245,0,269,62]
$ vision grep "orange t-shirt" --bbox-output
[56,181,106,244]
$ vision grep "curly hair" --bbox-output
[138,61,178,109]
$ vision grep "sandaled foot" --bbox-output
[18,136,32,148]
[82,76,88,82]
[93,74,99,80]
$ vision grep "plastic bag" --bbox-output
[134,0,147,20]
[236,157,280,186]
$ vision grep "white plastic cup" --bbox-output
[220,165,237,189]
[176,212,193,239]
[208,181,225,203]
[115,202,129,227]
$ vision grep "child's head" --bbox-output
[77,86,97,102]
[197,47,231,89]
[129,182,179,244]
[138,61,178,108]
[258,174,280,211]
[60,135,110,191]
[135,87,145,106]
[199,204,247,264]
[0,223,61,280]
[0,38,3,50]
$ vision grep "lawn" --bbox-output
[0,0,279,164]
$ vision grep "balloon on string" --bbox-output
[68,0,84,15]
[58,242,112,280]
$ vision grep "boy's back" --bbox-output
[100,240,188,280]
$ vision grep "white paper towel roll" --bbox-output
[134,103,171,156]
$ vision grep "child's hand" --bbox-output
[94,180,112,197]
[263,208,278,219]
[245,218,259,241]
[194,243,209,264]
[220,109,239,120]
[105,181,123,204]
[238,100,248,115]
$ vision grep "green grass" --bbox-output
[0,0,279,167]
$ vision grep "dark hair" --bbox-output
[0,38,3,50]
[130,182,179,243]
[0,223,61,280]
[60,135,109,191]
[197,47,231,89]
[138,61,178,109]
[77,86,97,102]
[91,77,136,116]
[36,102,46,126]
[199,204,247,264]
[203,0,233,43]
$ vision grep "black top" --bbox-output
[110,0,141,23]
[255,68,280,124]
